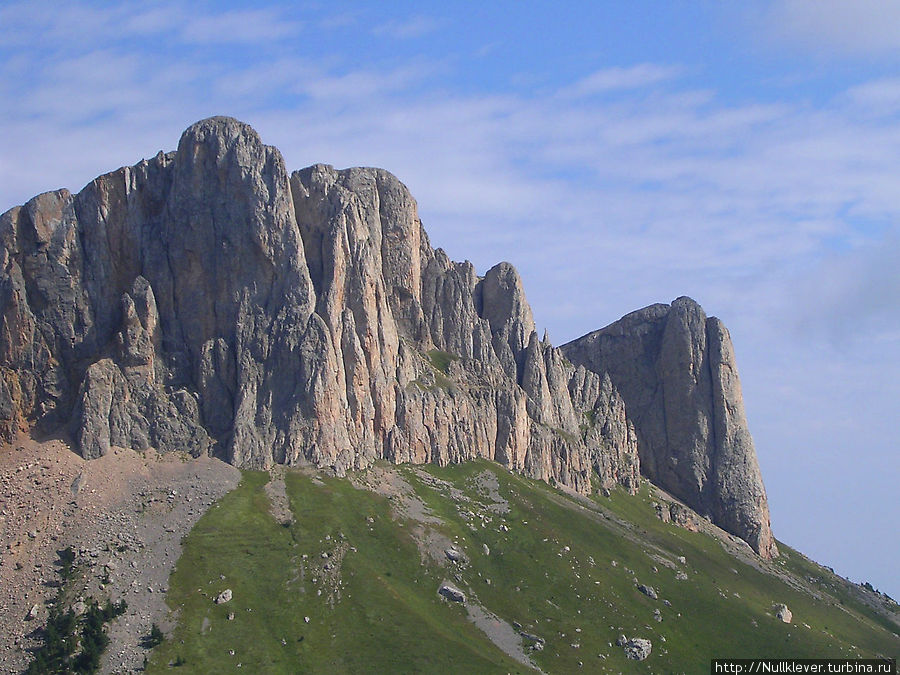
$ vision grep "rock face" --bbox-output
[0,117,637,495]
[561,298,777,558]
[0,116,773,556]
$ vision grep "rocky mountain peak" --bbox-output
[561,297,777,559]
[0,117,774,557]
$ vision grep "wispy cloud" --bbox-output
[372,15,441,40]
[180,8,303,44]
[559,64,683,98]
[764,0,900,56]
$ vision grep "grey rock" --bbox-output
[637,583,658,599]
[624,637,652,660]
[445,548,463,563]
[774,603,792,623]
[438,582,466,603]
[215,589,232,604]
[0,118,773,559]
[562,297,777,558]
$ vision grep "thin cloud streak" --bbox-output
[372,15,441,39]
[559,64,684,97]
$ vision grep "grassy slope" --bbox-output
[149,463,899,673]
[146,471,528,674]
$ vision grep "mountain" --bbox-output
[1,117,897,673]
[0,116,772,556]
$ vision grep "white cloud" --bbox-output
[559,64,683,98]
[765,0,900,56]
[180,8,302,44]
[372,16,441,40]
[845,77,900,114]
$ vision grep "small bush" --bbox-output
[145,623,164,648]
[57,546,76,581]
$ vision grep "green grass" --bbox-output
[147,471,529,674]
[425,349,459,374]
[149,464,899,673]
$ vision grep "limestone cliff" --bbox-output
[0,116,772,556]
[0,117,636,494]
[561,298,778,558]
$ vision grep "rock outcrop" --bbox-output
[0,116,772,556]
[0,117,637,496]
[561,298,777,558]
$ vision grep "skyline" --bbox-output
[1,1,898,598]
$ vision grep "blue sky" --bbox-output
[1,1,898,598]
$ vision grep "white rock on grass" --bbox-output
[774,603,792,623]
[624,637,652,660]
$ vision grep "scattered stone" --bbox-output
[624,637,652,661]
[655,502,671,522]
[438,583,466,603]
[675,570,688,581]
[483,543,490,556]
[215,589,233,604]
[774,604,792,623]
[637,583,658,599]
[26,604,39,621]
[616,634,627,647]
[653,608,663,622]
[445,548,463,563]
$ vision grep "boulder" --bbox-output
[624,637,652,660]
[774,603,792,623]
[215,589,233,604]
[445,548,463,563]
[438,583,466,603]
[637,583,658,599]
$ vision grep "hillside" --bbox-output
[142,460,898,673]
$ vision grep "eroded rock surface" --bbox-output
[1,116,773,555]
[561,297,777,558]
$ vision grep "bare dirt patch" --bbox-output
[0,433,239,674]
[467,469,510,515]
[264,465,293,526]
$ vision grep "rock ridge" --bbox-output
[0,116,771,556]
[561,297,777,558]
